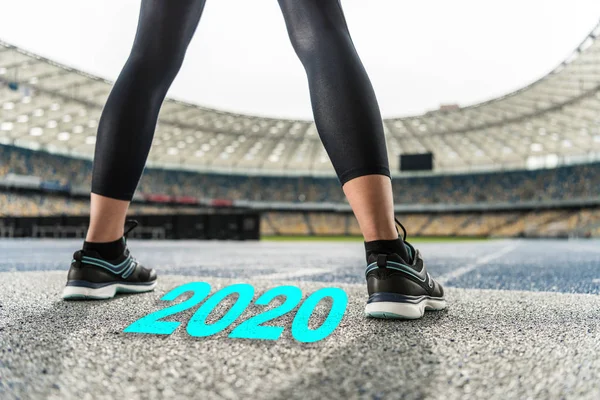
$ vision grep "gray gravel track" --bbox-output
[1,239,599,399]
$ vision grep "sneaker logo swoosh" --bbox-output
[82,255,132,276]
[122,261,137,279]
[365,258,428,283]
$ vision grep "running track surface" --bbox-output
[1,239,599,399]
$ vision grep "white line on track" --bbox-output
[256,267,330,281]
[437,242,521,285]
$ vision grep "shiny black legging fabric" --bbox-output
[92,0,390,200]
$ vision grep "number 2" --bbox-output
[229,285,302,340]
[124,282,211,335]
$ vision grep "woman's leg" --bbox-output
[277,0,401,245]
[342,175,397,241]
[87,0,207,242]
[278,0,446,320]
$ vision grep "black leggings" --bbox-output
[92,0,390,201]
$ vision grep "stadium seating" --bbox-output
[2,190,597,238]
[2,26,600,174]
[0,191,190,217]
[1,27,599,239]
[1,144,599,205]
[264,212,310,235]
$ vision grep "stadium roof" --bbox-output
[1,20,600,176]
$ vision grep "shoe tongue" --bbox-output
[364,238,411,263]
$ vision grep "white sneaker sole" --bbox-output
[365,298,447,320]
[62,281,157,300]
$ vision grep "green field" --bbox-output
[262,235,490,243]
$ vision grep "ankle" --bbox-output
[86,227,124,243]
[362,229,398,242]
[363,233,398,241]
[360,219,398,242]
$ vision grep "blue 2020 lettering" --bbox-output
[124,282,348,343]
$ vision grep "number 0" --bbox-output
[187,283,254,337]
[291,287,348,343]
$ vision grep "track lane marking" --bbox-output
[437,242,521,285]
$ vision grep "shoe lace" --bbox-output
[394,217,408,241]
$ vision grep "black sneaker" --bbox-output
[62,220,157,300]
[364,218,446,319]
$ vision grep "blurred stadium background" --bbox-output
[2,5,600,399]
[1,20,600,241]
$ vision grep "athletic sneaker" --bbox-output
[364,218,446,319]
[62,220,157,300]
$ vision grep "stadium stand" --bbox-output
[2,188,597,238]
[0,191,190,217]
[1,21,599,239]
[2,21,600,175]
[1,144,599,205]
